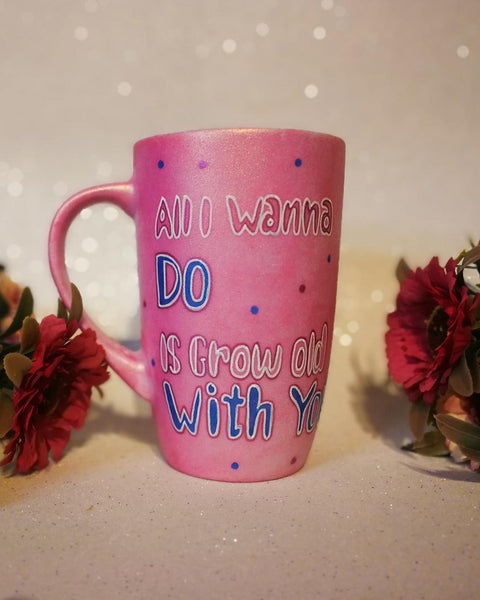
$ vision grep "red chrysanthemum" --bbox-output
[386,257,477,405]
[1,314,109,472]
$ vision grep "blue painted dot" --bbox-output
[294,158,302,167]
[198,160,208,169]
[151,358,156,367]
[206,382,216,395]
[231,462,239,470]
[250,305,259,315]
[327,254,332,263]
[158,160,165,169]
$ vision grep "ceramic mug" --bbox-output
[48,128,345,482]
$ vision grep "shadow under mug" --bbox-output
[48,128,345,482]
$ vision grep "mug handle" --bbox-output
[48,182,152,402]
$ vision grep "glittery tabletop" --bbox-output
[2,249,479,600]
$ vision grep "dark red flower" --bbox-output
[1,315,109,472]
[386,257,477,404]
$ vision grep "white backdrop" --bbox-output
[1,0,479,337]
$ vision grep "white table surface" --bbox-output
[2,249,479,600]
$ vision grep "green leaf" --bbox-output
[20,316,40,353]
[0,287,34,340]
[3,352,32,388]
[435,414,480,451]
[402,429,450,456]
[57,298,68,322]
[465,344,480,393]
[449,353,473,397]
[395,258,412,284]
[0,291,10,320]
[458,446,480,463]
[409,402,430,440]
[0,390,14,437]
[68,283,83,323]
[458,242,480,271]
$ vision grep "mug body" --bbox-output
[132,128,345,482]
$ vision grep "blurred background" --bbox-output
[0,0,478,339]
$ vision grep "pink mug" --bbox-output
[48,128,345,482]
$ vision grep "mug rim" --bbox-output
[134,127,345,150]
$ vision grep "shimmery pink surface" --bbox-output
[134,129,345,481]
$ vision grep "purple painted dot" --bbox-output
[250,305,259,315]
[198,160,208,169]
[299,284,306,293]
[143,300,147,308]
[151,358,156,367]
[231,462,239,470]
[157,160,165,169]
[294,158,302,167]
[290,456,297,465]
[327,254,332,263]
